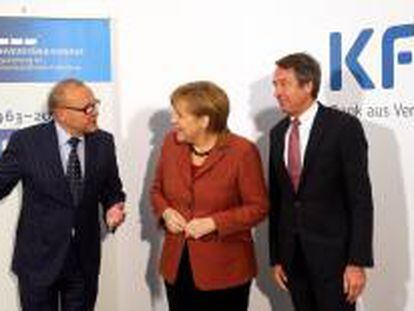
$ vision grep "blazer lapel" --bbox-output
[194,147,226,180]
[193,133,229,180]
[176,143,192,190]
[172,133,228,189]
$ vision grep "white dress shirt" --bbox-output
[54,121,85,177]
[284,101,319,167]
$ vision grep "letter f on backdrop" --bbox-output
[382,24,414,89]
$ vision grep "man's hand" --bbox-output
[162,208,187,234]
[273,264,289,291]
[185,217,216,239]
[343,265,366,303]
[106,202,126,231]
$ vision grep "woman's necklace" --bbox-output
[190,144,214,157]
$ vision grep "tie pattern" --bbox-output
[287,118,301,192]
[67,137,83,206]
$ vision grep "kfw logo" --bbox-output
[330,24,414,90]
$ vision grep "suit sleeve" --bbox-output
[341,117,374,267]
[100,134,126,211]
[212,143,269,237]
[0,131,22,200]
[268,136,282,266]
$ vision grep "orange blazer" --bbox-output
[151,131,268,290]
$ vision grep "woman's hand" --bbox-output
[162,208,187,234]
[185,217,216,239]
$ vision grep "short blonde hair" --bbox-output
[170,81,229,133]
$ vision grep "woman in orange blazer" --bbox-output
[151,81,268,310]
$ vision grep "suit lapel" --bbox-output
[81,132,101,207]
[43,121,73,205]
[44,122,66,179]
[270,118,294,192]
[271,117,289,165]
[299,103,325,190]
[84,133,97,184]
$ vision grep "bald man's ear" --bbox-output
[53,108,65,121]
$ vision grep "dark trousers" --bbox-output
[165,246,251,311]
[18,241,98,311]
[286,237,355,311]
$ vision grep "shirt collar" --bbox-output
[290,100,318,126]
[54,120,84,148]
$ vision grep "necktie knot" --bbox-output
[68,137,80,150]
[291,118,301,127]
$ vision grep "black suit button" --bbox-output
[294,201,301,208]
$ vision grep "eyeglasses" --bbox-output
[60,100,100,115]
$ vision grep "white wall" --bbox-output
[1,1,414,310]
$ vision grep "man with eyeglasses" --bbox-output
[0,78,126,311]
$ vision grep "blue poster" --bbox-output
[0,17,111,82]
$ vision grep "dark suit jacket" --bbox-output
[268,103,373,275]
[0,121,125,285]
[151,131,268,290]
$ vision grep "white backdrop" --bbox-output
[0,1,413,310]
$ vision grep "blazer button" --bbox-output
[294,201,301,208]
